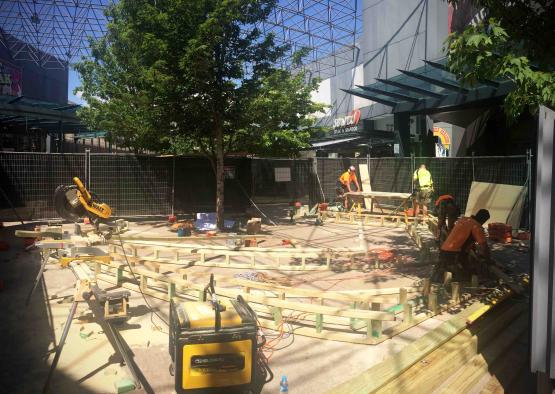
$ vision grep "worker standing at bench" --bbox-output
[432,209,490,282]
[413,164,434,219]
[337,166,360,208]
[434,194,460,243]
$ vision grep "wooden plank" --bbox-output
[110,252,330,271]
[436,312,528,393]
[117,234,270,242]
[375,302,527,394]
[326,301,485,394]
[113,239,363,254]
[345,191,412,199]
[358,163,372,209]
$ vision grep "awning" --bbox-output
[311,136,362,148]
[343,58,514,114]
[0,95,87,132]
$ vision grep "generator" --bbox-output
[169,278,259,394]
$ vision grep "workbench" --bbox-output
[345,191,413,214]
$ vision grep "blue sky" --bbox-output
[68,68,85,105]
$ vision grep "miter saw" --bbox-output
[54,177,114,237]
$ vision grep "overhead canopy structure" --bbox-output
[0,95,84,131]
[343,58,514,115]
[0,0,360,78]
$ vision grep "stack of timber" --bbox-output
[85,256,481,345]
[328,295,528,393]
[108,240,368,271]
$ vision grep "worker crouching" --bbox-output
[432,209,491,283]
[434,194,460,244]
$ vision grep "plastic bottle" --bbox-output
[279,375,288,393]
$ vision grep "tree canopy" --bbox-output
[75,0,325,227]
[446,0,555,118]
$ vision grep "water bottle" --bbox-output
[279,375,288,393]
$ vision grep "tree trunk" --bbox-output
[215,126,225,230]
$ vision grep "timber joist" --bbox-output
[109,240,367,271]
[87,257,469,344]
[321,211,414,226]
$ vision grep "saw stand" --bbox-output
[43,261,142,393]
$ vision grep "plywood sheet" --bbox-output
[464,181,526,228]
[358,163,372,209]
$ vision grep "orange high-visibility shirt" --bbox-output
[441,216,488,254]
[339,171,357,186]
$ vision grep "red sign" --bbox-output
[0,59,22,97]
[333,109,361,129]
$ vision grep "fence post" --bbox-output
[171,155,176,216]
[85,149,91,189]
[410,153,415,192]
[313,157,325,202]
[526,148,532,230]
[471,151,475,182]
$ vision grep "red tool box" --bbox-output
[488,223,513,243]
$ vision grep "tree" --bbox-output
[445,0,555,119]
[76,0,324,228]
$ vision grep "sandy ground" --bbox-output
[0,216,530,394]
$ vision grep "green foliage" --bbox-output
[446,1,555,118]
[75,0,324,156]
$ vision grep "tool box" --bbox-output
[169,297,258,394]
[488,223,513,243]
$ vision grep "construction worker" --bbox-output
[337,166,360,208]
[434,194,460,243]
[413,164,433,219]
[432,209,490,282]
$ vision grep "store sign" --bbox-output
[332,109,361,135]
[433,126,451,148]
[0,59,22,97]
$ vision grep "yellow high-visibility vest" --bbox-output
[413,168,433,188]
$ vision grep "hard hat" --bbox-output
[349,165,356,171]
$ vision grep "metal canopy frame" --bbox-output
[0,95,84,131]
[344,57,513,114]
[0,0,360,78]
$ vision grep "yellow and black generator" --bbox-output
[169,293,258,394]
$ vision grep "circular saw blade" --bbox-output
[53,185,87,222]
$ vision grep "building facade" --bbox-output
[309,0,487,158]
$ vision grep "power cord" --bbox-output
[116,234,169,330]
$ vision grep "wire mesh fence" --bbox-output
[0,152,529,223]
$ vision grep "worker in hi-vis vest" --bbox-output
[412,164,433,219]
[337,166,360,208]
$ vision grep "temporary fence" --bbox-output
[0,152,251,219]
[0,151,530,224]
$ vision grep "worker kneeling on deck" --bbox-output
[434,194,460,243]
[336,166,360,208]
[432,209,490,283]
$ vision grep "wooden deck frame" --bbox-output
[87,258,455,344]
[321,211,415,226]
[109,240,367,271]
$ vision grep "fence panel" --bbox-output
[0,152,529,222]
[90,154,172,216]
[251,158,313,204]
[0,152,85,219]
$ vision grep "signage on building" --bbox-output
[0,59,22,97]
[332,109,361,135]
[433,126,451,157]
[433,126,451,148]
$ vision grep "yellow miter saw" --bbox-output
[54,177,113,236]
